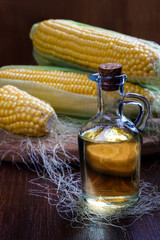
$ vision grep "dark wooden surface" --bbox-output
[0,154,159,240]
[0,0,160,67]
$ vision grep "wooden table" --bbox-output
[0,153,159,240]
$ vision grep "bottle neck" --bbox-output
[97,82,124,119]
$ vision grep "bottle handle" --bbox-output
[123,93,150,130]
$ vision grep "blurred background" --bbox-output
[0,0,160,67]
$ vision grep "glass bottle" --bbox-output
[78,63,150,208]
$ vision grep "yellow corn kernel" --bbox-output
[0,67,155,104]
[0,68,96,96]
[124,82,155,103]
[0,85,56,137]
[30,19,159,78]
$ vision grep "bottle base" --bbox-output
[83,193,139,213]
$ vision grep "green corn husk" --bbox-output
[30,19,160,88]
[0,65,159,119]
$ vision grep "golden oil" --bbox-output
[78,126,141,207]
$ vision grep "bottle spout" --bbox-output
[88,73,99,82]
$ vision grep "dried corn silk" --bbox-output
[0,115,160,229]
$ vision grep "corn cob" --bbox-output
[0,65,155,100]
[30,19,160,87]
[0,85,56,137]
[0,66,96,96]
[0,66,159,118]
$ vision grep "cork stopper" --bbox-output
[98,63,123,91]
[98,63,122,76]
